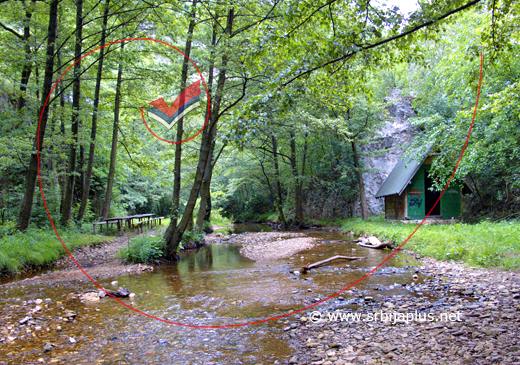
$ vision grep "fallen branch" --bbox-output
[301,255,366,273]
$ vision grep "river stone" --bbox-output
[80,292,100,302]
[117,287,130,297]
[64,310,76,319]
[43,342,55,352]
[19,316,31,324]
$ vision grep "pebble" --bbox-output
[43,343,55,352]
[285,257,520,365]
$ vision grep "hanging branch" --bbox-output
[282,0,482,86]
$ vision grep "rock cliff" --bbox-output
[357,88,417,216]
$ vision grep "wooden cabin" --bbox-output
[375,151,461,220]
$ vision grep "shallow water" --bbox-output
[0,228,426,364]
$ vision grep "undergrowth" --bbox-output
[0,227,113,275]
[118,235,165,264]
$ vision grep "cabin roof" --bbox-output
[375,147,431,198]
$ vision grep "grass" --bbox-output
[0,226,115,276]
[118,235,164,264]
[210,209,232,228]
[334,216,520,270]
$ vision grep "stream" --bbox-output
[0,225,427,364]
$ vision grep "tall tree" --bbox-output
[61,0,84,226]
[17,0,59,231]
[170,0,197,230]
[164,8,234,257]
[101,41,124,221]
[195,20,217,231]
[271,133,287,227]
[16,0,36,112]
[77,0,110,221]
[351,140,367,219]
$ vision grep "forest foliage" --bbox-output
[0,0,519,257]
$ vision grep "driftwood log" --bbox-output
[352,236,394,250]
[357,241,394,249]
[301,255,366,273]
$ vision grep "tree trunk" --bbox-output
[16,0,35,112]
[61,0,83,226]
[289,130,303,224]
[195,21,217,231]
[196,164,214,230]
[164,8,234,258]
[101,42,124,221]
[57,49,67,215]
[272,134,287,227]
[17,0,59,231]
[352,140,368,219]
[169,0,197,230]
[79,144,85,200]
[186,211,194,231]
[77,0,110,221]
[300,131,308,219]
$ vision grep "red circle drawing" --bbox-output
[38,41,483,328]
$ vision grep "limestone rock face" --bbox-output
[358,88,417,216]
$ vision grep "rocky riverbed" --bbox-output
[205,231,317,261]
[1,228,519,364]
[237,232,316,261]
[284,257,520,365]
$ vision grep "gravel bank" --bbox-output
[284,258,520,365]
[235,232,316,261]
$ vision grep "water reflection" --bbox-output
[0,229,426,364]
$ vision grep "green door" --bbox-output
[441,183,461,219]
[407,165,425,219]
